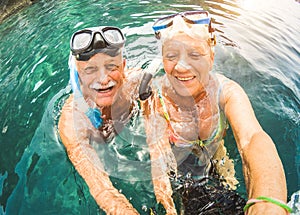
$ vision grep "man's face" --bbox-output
[75,52,125,107]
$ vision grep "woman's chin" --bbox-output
[173,86,194,97]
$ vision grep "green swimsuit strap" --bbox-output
[156,79,227,147]
[203,78,228,145]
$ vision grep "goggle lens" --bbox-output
[103,29,124,44]
[72,32,92,50]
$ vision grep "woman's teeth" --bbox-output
[176,76,194,81]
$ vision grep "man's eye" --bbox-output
[84,67,97,74]
[105,64,118,71]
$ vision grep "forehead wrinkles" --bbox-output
[163,38,208,53]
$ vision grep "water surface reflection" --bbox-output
[0,0,299,214]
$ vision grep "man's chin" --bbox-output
[94,88,118,107]
[95,98,114,107]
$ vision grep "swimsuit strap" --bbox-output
[157,87,206,146]
[202,112,225,145]
[157,87,180,143]
[156,80,226,147]
[202,75,229,145]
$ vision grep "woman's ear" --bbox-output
[123,58,126,68]
[122,58,126,78]
[209,48,215,70]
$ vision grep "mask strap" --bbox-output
[68,54,103,128]
[69,54,81,93]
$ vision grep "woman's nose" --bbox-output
[175,59,191,71]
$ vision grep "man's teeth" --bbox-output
[91,81,116,91]
[98,82,115,89]
[176,76,194,81]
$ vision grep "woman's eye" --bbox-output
[189,51,202,58]
[165,52,178,61]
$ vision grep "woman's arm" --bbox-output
[58,95,139,215]
[221,77,287,214]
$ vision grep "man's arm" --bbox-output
[142,98,178,215]
[58,95,139,215]
[221,77,287,214]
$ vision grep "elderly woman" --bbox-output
[142,11,290,214]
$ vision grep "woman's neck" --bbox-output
[162,80,208,109]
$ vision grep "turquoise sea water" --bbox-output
[0,0,299,214]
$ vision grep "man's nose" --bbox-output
[96,68,109,83]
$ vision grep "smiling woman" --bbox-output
[140,10,292,214]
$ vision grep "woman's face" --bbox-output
[162,34,214,98]
[75,52,125,107]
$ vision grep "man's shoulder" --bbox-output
[60,94,74,117]
[58,94,75,134]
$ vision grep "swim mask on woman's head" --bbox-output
[152,10,216,46]
[70,26,125,61]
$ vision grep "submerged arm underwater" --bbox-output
[58,95,139,215]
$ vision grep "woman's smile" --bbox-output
[175,75,196,81]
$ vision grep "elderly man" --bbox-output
[58,26,177,215]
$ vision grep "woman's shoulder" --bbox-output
[215,73,231,85]
[214,73,244,93]
[214,73,248,109]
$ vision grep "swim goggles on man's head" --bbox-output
[70,26,125,61]
[152,10,214,40]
